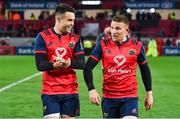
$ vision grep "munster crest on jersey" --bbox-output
[129,49,136,55]
[68,41,75,48]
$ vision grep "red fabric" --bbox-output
[39,28,80,95]
[34,50,46,54]
[90,55,99,62]
[100,38,143,98]
[0,46,16,55]
[156,38,164,55]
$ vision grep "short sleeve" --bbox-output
[137,44,147,64]
[34,34,47,54]
[74,38,85,56]
[89,42,102,62]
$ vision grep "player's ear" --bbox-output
[55,16,61,22]
[60,15,65,20]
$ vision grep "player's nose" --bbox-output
[70,21,74,26]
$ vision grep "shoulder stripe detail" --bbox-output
[43,29,50,36]
[89,55,99,62]
[139,60,147,64]
[70,32,78,37]
[35,50,47,54]
[131,39,138,45]
[74,51,84,56]
[103,39,110,46]
[103,39,107,46]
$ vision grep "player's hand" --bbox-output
[53,60,66,68]
[52,55,65,62]
[60,58,71,68]
[64,58,71,68]
[144,91,153,111]
[53,58,71,68]
[88,89,101,106]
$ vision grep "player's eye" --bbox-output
[115,27,121,30]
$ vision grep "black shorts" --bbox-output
[41,94,80,117]
[102,97,138,118]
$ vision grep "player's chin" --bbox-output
[112,37,118,42]
[66,28,72,33]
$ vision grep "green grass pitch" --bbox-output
[0,56,180,118]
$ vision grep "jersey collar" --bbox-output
[52,27,61,36]
[51,27,68,36]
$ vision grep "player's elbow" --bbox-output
[36,63,47,71]
[36,66,44,71]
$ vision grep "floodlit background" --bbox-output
[0,0,180,118]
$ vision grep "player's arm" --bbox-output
[138,44,153,110]
[70,38,85,69]
[35,54,54,71]
[83,42,102,105]
[34,34,54,71]
[84,58,99,91]
[34,34,66,71]
[139,63,152,91]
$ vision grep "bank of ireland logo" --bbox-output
[161,2,173,9]
[114,55,126,66]
[46,2,57,9]
[53,47,67,61]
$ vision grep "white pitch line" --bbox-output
[0,72,42,93]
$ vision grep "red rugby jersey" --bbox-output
[90,38,147,98]
[34,28,84,95]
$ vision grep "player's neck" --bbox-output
[120,37,127,43]
[53,25,62,35]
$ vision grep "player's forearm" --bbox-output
[83,67,95,91]
[35,53,54,71]
[139,63,152,91]
[70,54,85,69]
[38,61,54,71]
[83,58,98,91]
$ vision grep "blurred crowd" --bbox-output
[0,0,179,48]
[144,37,180,47]
[0,21,46,37]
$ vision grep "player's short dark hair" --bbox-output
[112,15,129,25]
[55,3,76,16]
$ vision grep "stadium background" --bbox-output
[0,0,180,118]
